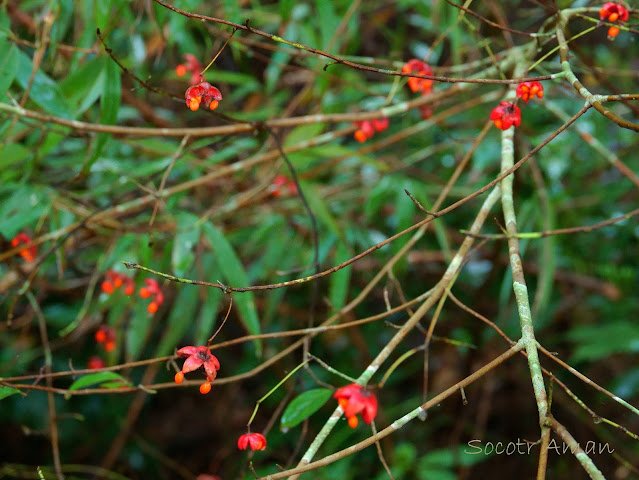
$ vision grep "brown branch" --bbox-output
[28,294,64,480]
[556,15,639,132]
[444,0,546,37]
[461,207,639,240]
[546,417,605,480]
[125,103,591,293]
[260,343,522,479]
[0,85,461,138]
[152,0,559,85]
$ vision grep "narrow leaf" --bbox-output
[0,45,18,103]
[171,212,202,277]
[16,50,72,118]
[84,57,120,172]
[299,181,343,240]
[328,240,352,311]
[203,222,261,354]
[0,385,22,401]
[69,371,130,391]
[281,388,333,430]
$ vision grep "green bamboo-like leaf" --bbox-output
[279,0,295,21]
[69,372,130,391]
[0,184,49,238]
[0,385,22,401]
[15,50,72,118]
[126,301,154,361]
[61,56,106,115]
[299,181,343,240]
[569,322,639,363]
[221,0,241,22]
[84,57,120,173]
[94,0,114,29]
[203,222,261,354]
[0,144,32,181]
[314,0,339,50]
[329,240,352,311]
[283,123,325,148]
[0,44,18,103]
[154,283,199,356]
[194,255,223,346]
[171,212,202,277]
[281,388,333,430]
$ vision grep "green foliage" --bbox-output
[280,388,333,430]
[1,1,638,479]
[68,372,131,391]
[0,385,22,401]
[202,222,262,353]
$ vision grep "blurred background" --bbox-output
[1,1,638,479]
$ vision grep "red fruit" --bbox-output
[87,356,106,370]
[354,120,374,142]
[489,101,521,130]
[371,117,389,132]
[402,59,434,94]
[334,383,378,427]
[101,280,115,295]
[185,82,222,112]
[104,340,116,352]
[237,432,267,451]
[10,233,37,262]
[599,3,629,22]
[177,345,221,382]
[516,81,544,103]
[354,129,368,143]
[147,302,158,314]
[174,371,185,384]
[418,104,433,119]
[200,382,212,394]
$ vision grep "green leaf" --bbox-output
[281,388,333,430]
[84,57,120,173]
[0,143,32,175]
[203,222,261,354]
[15,50,72,118]
[0,45,18,103]
[393,180,417,253]
[0,185,50,238]
[299,181,343,240]
[194,255,223,345]
[418,445,489,471]
[69,372,131,391]
[328,240,352,311]
[126,301,154,361]
[279,0,295,21]
[569,322,639,363]
[94,0,114,29]
[314,0,339,50]
[61,56,106,115]
[154,284,200,356]
[0,385,22,400]
[171,212,202,277]
[221,0,241,22]
[283,123,325,148]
